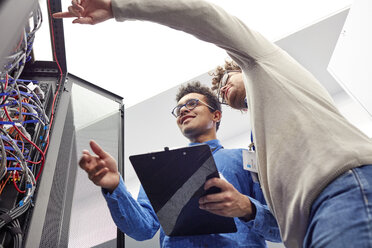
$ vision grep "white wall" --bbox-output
[328,0,372,118]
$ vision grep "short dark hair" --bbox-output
[176,81,222,131]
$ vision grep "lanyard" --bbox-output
[249,131,255,151]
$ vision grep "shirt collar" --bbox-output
[189,139,223,153]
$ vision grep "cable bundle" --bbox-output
[0,4,47,248]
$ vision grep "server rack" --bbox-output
[0,0,125,247]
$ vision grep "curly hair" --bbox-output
[176,81,222,131]
[210,59,241,92]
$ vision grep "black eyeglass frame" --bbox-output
[171,98,216,118]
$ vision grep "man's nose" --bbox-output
[220,85,228,96]
[179,105,190,116]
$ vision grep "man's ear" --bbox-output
[213,110,222,123]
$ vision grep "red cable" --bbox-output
[3,107,46,165]
[27,160,42,165]
[3,74,9,102]
[3,75,46,167]
[12,171,25,194]
[2,3,65,181]
[35,0,64,181]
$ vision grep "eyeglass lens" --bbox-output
[175,99,199,117]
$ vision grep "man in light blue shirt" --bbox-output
[79,81,280,247]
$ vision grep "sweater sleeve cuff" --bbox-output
[111,0,130,22]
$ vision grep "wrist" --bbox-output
[240,198,257,222]
[107,0,114,19]
[104,173,120,194]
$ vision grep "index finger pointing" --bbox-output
[52,11,77,19]
[89,140,109,159]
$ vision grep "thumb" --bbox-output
[72,16,94,25]
[89,140,108,159]
[205,177,229,191]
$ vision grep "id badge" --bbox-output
[242,150,257,172]
[242,149,259,183]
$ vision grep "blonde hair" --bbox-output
[210,60,241,92]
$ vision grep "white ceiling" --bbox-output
[33,0,352,108]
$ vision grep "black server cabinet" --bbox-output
[0,0,125,247]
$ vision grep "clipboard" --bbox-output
[129,144,237,236]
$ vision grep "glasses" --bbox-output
[216,70,241,104]
[171,98,215,118]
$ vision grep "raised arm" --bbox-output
[53,0,279,63]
